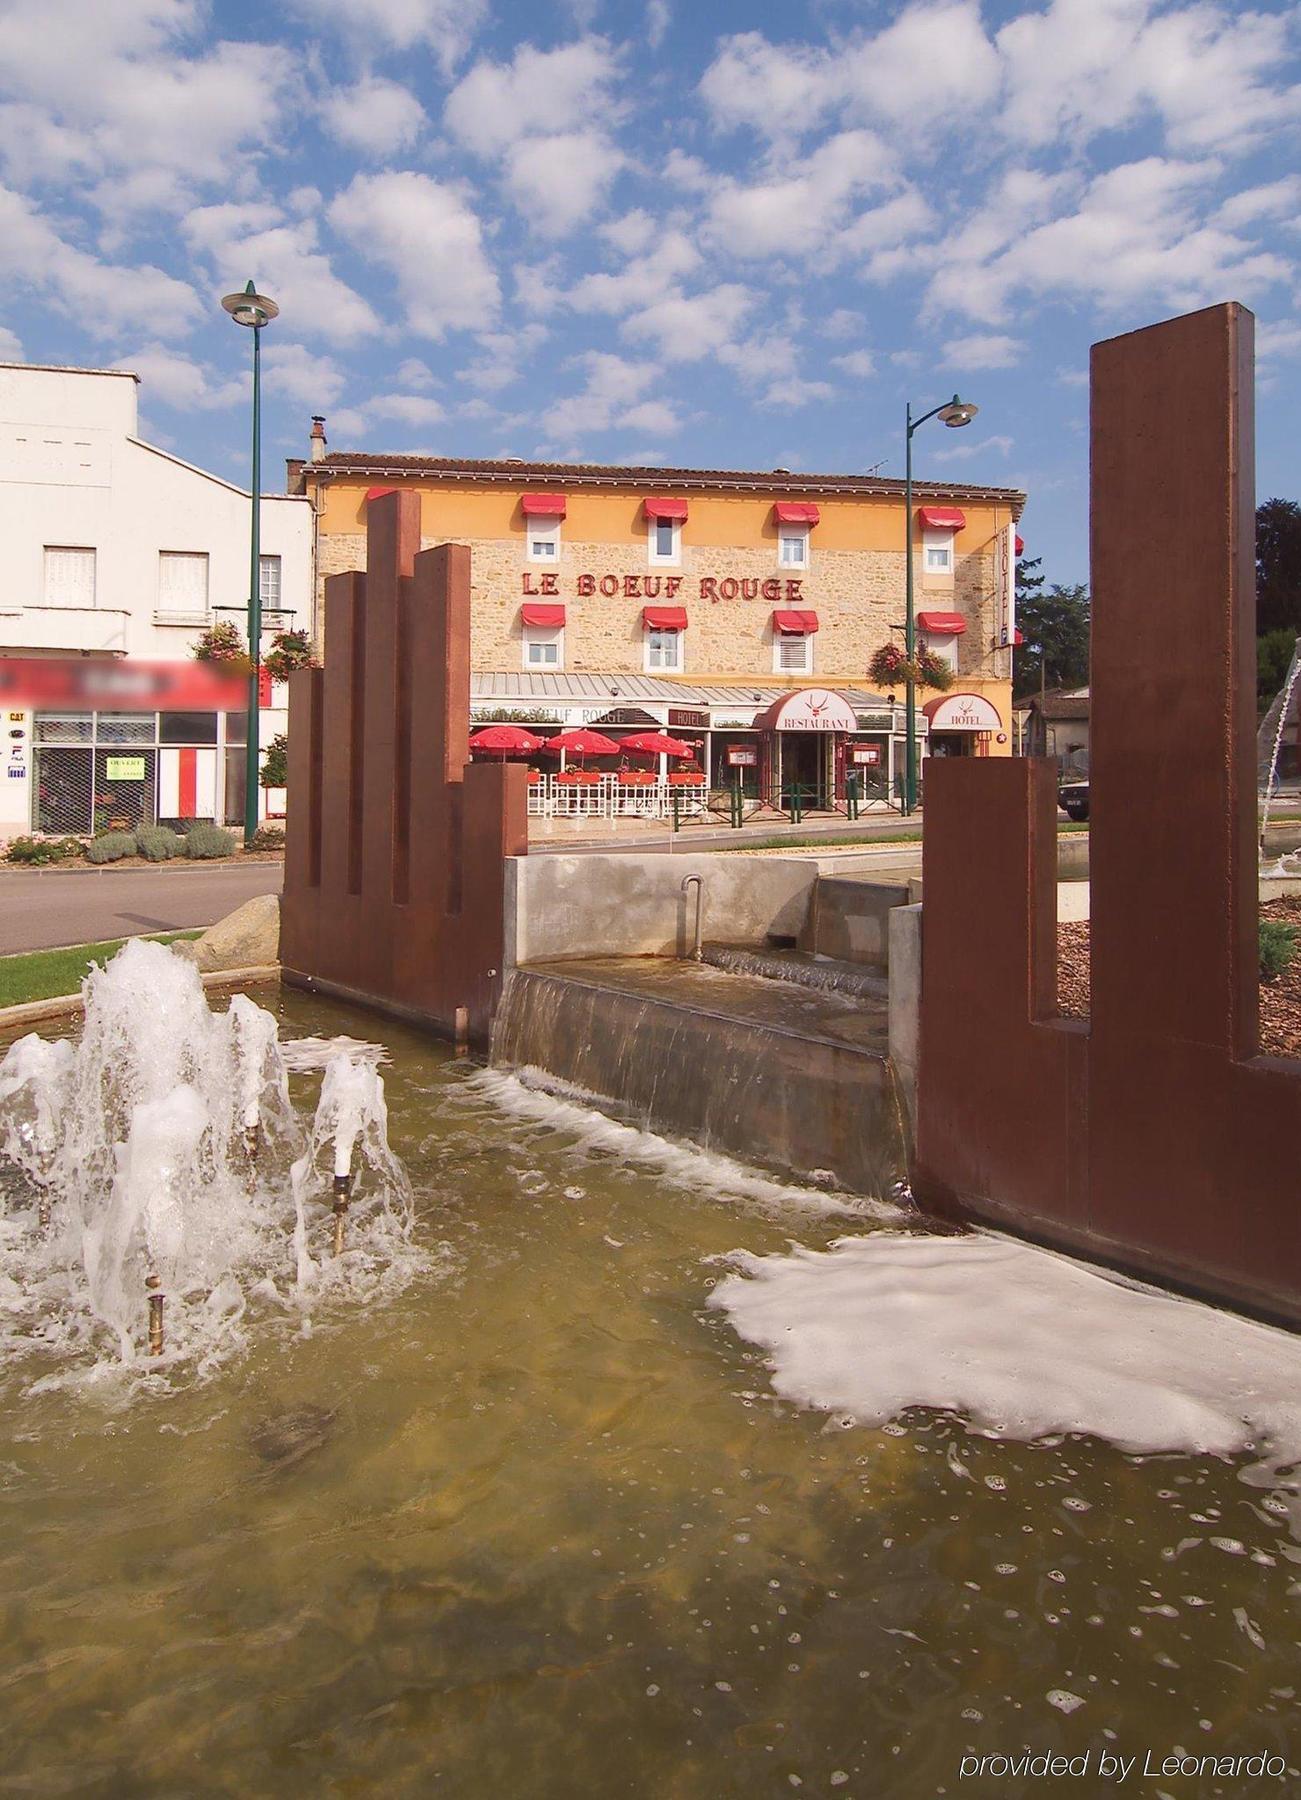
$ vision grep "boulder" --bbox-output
[175,892,280,973]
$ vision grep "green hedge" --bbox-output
[185,823,238,859]
[85,830,137,864]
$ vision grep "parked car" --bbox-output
[1058,778,1090,822]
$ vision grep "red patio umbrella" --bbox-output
[541,728,621,760]
[619,730,695,758]
[469,724,544,756]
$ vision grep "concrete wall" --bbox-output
[801,876,917,969]
[506,852,824,964]
[888,903,923,1127]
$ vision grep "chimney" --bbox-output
[309,415,327,463]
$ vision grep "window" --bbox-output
[774,630,813,674]
[523,626,563,669]
[648,516,681,566]
[43,546,96,608]
[923,529,954,574]
[157,551,210,623]
[644,627,683,672]
[920,631,958,671]
[259,554,282,610]
[778,528,808,569]
[527,518,561,562]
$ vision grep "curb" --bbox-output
[0,859,285,878]
[0,964,281,1032]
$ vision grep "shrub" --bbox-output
[186,823,238,860]
[1259,919,1297,983]
[136,825,183,862]
[85,830,137,864]
[5,835,84,866]
[248,823,285,851]
[259,733,288,789]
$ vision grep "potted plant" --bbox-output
[193,620,252,678]
[260,732,288,819]
[264,630,317,683]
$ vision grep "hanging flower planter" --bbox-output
[192,620,252,680]
[264,630,318,683]
[869,642,955,692]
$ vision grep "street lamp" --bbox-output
[221,279,279,845]
[903,393,977,815]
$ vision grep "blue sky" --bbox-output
[0,1,1297,584]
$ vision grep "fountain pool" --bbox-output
[0,973,1297,1796]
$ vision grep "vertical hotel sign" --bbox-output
[994,522,1016,648]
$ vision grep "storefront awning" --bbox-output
[773,609,819,634]
[923,691,1003,732]
[643,497,688,521]
[773,502,820,526]
[521,604,565,628]
[916,611,966,635]
[1015,534,1025,556]
[756,688,859,732]
[643,606,688,630]
[521,492,567,518]
[365,486,397,503]
[917,505,966,530]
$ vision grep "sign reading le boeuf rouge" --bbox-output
[521,573,806,603]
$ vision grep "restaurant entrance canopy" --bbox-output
[754,688,860,732]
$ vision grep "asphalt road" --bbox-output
[0,864,284,955]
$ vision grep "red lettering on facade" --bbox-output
[720,577,739,600]
[521,572,538,595]
[623,575,641,597]
[643,575,662,597]
[665,576,683,597]
[577,574,595,597]
[540,572,559,596]
[761,578,781,601]
[600,575,619,596]
[740,578,758,600]
[700,578,718,602]
[785,579,803,600]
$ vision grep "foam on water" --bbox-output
[0,940,420,1394]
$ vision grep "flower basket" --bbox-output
[193,620,253,680]
[868,642,955,691]
[264,630,318,683]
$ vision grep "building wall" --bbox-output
[311,476,1016,729]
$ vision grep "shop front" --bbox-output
[922,690,1006,759]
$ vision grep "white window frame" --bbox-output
[920,630,959,671]
[778,527,809,569]
[43,545,96,608]
[647,515,681,566]
[773,629,814,675]
[156,550,210,625]
[526,516,562,563]
[522,624,564,670]
[643,625,684,673]
[259,554,282,609]
[923,528,954,575]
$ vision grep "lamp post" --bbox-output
[221,280,279,846]
[903,393,978,815]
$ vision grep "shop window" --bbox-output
[96,712,155,744]
[644,626,683,673]
[160,710,219,745]
[523,626,563,669]
[774,630,813,675]
[923,529,954,574]
[527,518,561,563]
[778,528,809,569]
[648,516,681,566]
[156,551,209,624]
[43,546,96,608]
[34,712,92,744]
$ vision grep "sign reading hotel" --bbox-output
[521,573,807,603]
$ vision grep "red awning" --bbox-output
[365,486,397,503]
[916,611,967,635]
[643,606,688,630]
[521,492,567,518]
[643,496,688,521]
[1015,534,1025,556]
[917,505,966,530]
[773,609,819,634]
[773,502,820,525]
[521,603,565,628]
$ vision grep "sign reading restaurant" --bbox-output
[521,572,809,602]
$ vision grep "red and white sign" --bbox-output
[758,688,859,732]
[923,692,1003,732]
[851,745,882,765]
[726,745,758,766]
[158,747,218,820]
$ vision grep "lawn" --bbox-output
[0,933,200,1009]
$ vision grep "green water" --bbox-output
[1,990,1297,1798]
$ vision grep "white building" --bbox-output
[0,363,313,839]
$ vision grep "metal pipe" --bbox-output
[331,1171,353,1256]
[454,1005,469,1057]
[681,873,704,961]
[146,1273,164,1357]
[244,1122,261,1162]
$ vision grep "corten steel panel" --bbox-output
[913,757,1087,1227]
[913,303,1301,1326]
[281,488,528,1046]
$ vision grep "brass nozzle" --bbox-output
[146,1273,164,1358]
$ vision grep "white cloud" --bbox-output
[445,38,621,158]
[704,130,895,260]
[0,184,201,339]
[819,308,866,341]
[396,357,438,389]
[456,324,548,392]
[365,393,447,427]
[0,323,23,360]
[1258,320,1301,362]
[111,344,244,410]
[184,200,381,344]
[930,432,1014,464]
[1214,178,1301,231]
[261,342,349,410]
[504,129,624,235]
[719,328,833,410]
[842,1,1000,127]
[943,333,1022,370]
[832,350,876,378]
[647,2,671,53]
[320,77,425,158]
[622,284,754,361]
[569,230,699,316]
[299,0,487,74]
[329,171,499,338]
[545,351,681,439]
[698,30,836,139]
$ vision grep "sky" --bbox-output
[0,0,1297,586]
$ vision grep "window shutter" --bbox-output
[158,552,209,615]
[44,547,96,607]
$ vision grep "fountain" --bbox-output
[1257,631,1301,878]
[0,939,415,1385]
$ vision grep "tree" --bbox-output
[1014,582,1090,699]
[1257,498,1301,636]
[1258,628,1299,717]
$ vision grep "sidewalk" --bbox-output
[529,809,921,855]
